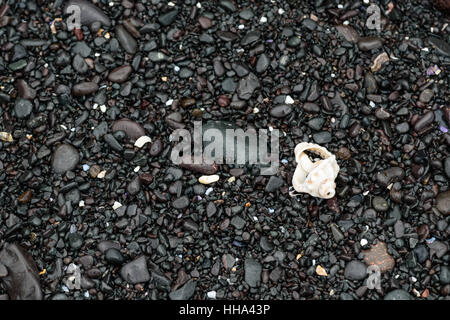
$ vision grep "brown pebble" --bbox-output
[18,190,32,204]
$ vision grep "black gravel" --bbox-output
[0,0,449,301]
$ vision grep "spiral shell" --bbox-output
[291,142,339,199]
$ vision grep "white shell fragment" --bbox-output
[0,132,13,142]
[199,175,220,184]
[134,136,152,148]
[291,142,340,199]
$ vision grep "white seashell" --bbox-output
[134,136,152,148]
[291,142,340,199]
[199,175,220,184]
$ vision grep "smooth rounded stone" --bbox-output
[419,89,434,103]
[159,9,178,26]
[335,25,360,43]
[71,41,92,58]
[72,82,99,96]
[198,16,212,29]
[0,243,42,300]
[239,8,254,20]
[394,220,405,238]
[216,31,238,41]
[265,176,284,192]
[105,248,124,266]
[169,279,196,300]
[358,37,383,51]
[376,167,405,187]
[337,146,351,160]
[445,157,450,179]
[148,51,168,62]
[413,245,429,263]
[330,223,344,242]
[64,0,111,27]
[120,256,150,284]
[373,196,389,212]
[72,54,88,74]
[308,117,325,131]
[241,31,260,46]
[303,102,320,113]
[115,25,137,54]
[17,79,36,100]
[68,233,83,250]
[222,78,237,92]
[436,190,450,215]
[312,131,332,144]
[14,98,33,118]
[149,138,163,156]
[384,289,412,300]
[414,111,435,132]
[108,65,132,83]
[270,104,292,118]
[395,122,410,133]
[428,36,450,56]
[104,134,123,152]
[51,144,80,174]
[344,261,367,280]
[375,108,390,120]
[256,54,270,73]
[244,258,262,288]
[97,240,121,253]
[51,294,69,300]
[364,73,378,94]
[127,175,141,195]
[172,196,189,209]
[287,36,301,47]
[237,73,260,100]
[441,266,450,284]
[111,118,145,142]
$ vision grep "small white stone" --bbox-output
[268,208,275,214]
[207,291,216,299]
[331,117,336,123]
[253,107,259,114]
[112,201,122,210]
[199,175,220,184]
[168,1,175,6]
[260,16,267,23]
[97,170,107,179]
[196,2,202,8]
[269,126,273,132]
[363,190,370,196]
[369,101,376,108]
[343,20,349,25]
[70,127,76,132]
[93,103,98,110]
[360,239,368,246]
[363,0,370,4]
[95,52,101,57]
[79,200,85,207]
[285,95,294,104]
[100,105,106,113]
[174,65,180,72]
[253,216,258,222]
[331,73,336,78]
[60,125,67,130]
[109,2,114,7]
[166,99,174,106]
[134,136,152,148]
[134,166,140,173]
[312,259,316,266]
[410,276,417,283]
[337,4,343,9]
[84,291,90,298]
[281,159,288,164]
[278,8,285,15]
[82,164,90,171]
[228,176,236,183]
[238,24,245,30]
[205,187,214,195]
[387,183,393,190]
